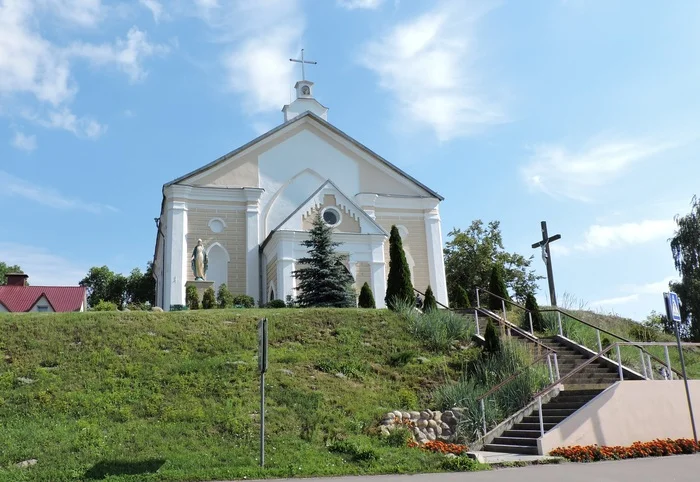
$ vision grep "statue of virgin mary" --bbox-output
[191,239,208,280]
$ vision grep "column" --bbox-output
[370,236,387,308]
[164,200,188,310]
[246,200,260,304]
[425,208,448,307]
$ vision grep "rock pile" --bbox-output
[380,409,463,444]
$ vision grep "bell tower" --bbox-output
[282,49,328,122]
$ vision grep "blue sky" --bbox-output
[1,0,699,320]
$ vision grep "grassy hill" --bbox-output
[0,309,473,482]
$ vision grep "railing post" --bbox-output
[501,299,507,323]
[596,330,602,353]
[553,352,560,380]
[647,354,654,380]
[538,396,545,437]
[547,354,554,383]
[475,310,480,336]
[616,344,624,381]
[480,398,487,435]
[476,289,480,309]
[664,345,673,380]
[640,349,648,379]
[528,311,534,335]
[557,311,563,336]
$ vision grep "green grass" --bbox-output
[0,309,483,481]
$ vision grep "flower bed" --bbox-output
[550,438,700,462]
[408,440,469,455]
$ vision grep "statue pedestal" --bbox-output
[185,280,214,302]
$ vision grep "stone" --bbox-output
[432,410,442,421]
[416,430,427,441]
[279,369,294,376]
[442,429,452,437]
[402,411,411,420]
[17,377,35,385]
[384,412,395,420]
[416,357,429,364]
[426,431,436,441]
[420,411,430,419]
[441,422,451,430]
[335,372,347,379]
[466,452,487,464]
[416,419,428,428]
[380,426,391,436]
[428,420,438,429]
[445,453,457,459]
[442,410,455,421]
[410,411,420,420]
[393,410,403,420]
[413,427,421,436]
[152,306,164,312]
[435,425,442,436]
[16,459,37,468]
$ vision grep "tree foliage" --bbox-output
[0,262,23,285]
[80,263,155,308]
[358,282,376,308]
[292,213,355,307]
[455,286,472,309]
[483,319,501,355]
[385,225,414,310]
[670,195,700,341]
[524,292,544,332]
[487,264,510,310]
[444,220,542,306]
[423,285,437,312]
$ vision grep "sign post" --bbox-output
[664,292,698,446]
[258,318,269,467]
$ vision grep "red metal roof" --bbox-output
[0,286,86,312]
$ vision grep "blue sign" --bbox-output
[668,292,682,323]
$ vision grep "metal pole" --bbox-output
[553,352,560,380]
[557,311,563,336]
[480,398,487,435]
[647,354,654,380]
[674,320,698,445]
[640,349,648,379]
[616,344,624,381]
[260,370,265,467]
[476,289,480,309]
[528,311,534,335]
[664,345,673,380]
[538,396,545,436]
[596,330,602,353]
[475,310,480,336]
[501,299,507,323]
[547,354,554,383]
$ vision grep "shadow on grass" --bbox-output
[84,459,166,479]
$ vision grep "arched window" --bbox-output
[206,243,230,291]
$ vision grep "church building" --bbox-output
[153,73,448,310]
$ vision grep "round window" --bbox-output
[322,207,341,226]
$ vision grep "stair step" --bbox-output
[511,422,556,431]
[482,444,538,455]
[502,429,542,438]
[522,415,566,424]
[492,437,538,446]
[537,408,578,417]
[545,401,588,409]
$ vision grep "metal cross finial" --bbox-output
[289,49,317,81]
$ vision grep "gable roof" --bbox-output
[0,286,86,312]
[272,179,389,236]
[164,111,444,201]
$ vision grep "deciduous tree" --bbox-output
[670,195,700,341]
[0,262,23,285]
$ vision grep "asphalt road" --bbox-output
[222,454,700,482]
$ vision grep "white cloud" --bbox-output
[195,0,304,114]
[621,276,675,296]
[358,1,504,141]
[337,0,385,9]
[37,0,104,27]
[591,294,640,306]
[11,132,37,151]
[579,219,675,251]
[0,242,87,286]
[139,0,165,23]
[0,170,117,213]
[23,107,107,139]
[522,139,673,202]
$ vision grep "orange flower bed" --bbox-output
[550,438,700,462]
[408,440,469,455]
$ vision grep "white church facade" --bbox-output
[153,78,448,310]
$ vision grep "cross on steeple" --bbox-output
[289,49,317,81]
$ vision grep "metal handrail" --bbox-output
[476,349,556,403]
[412,287,451,310]
[479,288,530,312]
[542,307,684,379]
[475,306,556,355]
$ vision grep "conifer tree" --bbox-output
[358,282,376,308]
[483,319,501,355]
[385,225,414,310]
[524,292,544,332]
[487,264,510,310]
[202,287,216,309]
[423,285,437,312]
[292,213,355,307]
[456,286,472,309]
[216,283,234,309]
[186,285,200,310]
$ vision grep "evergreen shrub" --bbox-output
[186,285,200,310]
[385,225,414,310]
[358,282,376,308]
[202,287,216,309]
[423,285,437,312]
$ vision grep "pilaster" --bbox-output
[425,208,448,307]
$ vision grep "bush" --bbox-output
[630,323,660,342]
[266,299,286,308]
[216,283,234,309]
[455,287,472,309]
[202,287,216,309]
[387,350,415,367]
[487,265,510,310]
[396,388,418,410]
[169,304,188,311]
[396,301,474,352]
[93,300,118,311]
[523,292,544,332]
[186,285,200,310]
[328,438,378,462]
[385,225,414,310]
[358,282,376,308]
[423,285,437,312]
[441,455,488,472]
[385,426,413,447]
[483,320,501,355]
[232,294,255,308]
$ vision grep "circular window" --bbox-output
[322,207,341,227]
[208,218,225,234]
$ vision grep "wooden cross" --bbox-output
[531,221,561,307]
[289,49,317,81]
